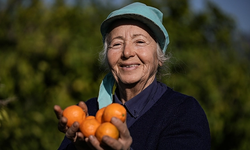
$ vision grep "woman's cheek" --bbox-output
[107,51,118,69]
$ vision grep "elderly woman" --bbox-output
[54,2,211,150]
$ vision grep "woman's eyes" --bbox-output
[113,43,122,46]
[109,39,147,49]
[136,40,145,44]
[110,42,122,48]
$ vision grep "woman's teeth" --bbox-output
[124,65,138,68]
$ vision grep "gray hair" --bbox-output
[99,35,171,78]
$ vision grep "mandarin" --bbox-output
[62,105,86,127]
[95,107,106,123]
[102,103,126,123]
[86,116,95,120]
[95,122,119,142]
[80,117,100,138]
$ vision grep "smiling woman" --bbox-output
[54,2,211,150]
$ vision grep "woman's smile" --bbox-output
[120,63,140,70]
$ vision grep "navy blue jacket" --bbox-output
[59,87,211,150]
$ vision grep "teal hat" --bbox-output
[97,2,169,109]
[101,2,169,53]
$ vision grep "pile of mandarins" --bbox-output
[62,103,126,142]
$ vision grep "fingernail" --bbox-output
[111,117,118,122]
[88,135,95,141]
[73,122,78,127]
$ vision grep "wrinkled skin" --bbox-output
[54,101,132,150]
[107,19,161,103]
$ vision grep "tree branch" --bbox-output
[0,97,16,106]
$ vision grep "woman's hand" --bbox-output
[54,101,89,149]
[54,102,132,150]
[86,117,132,150]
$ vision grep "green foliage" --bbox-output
[0,0,107,149]
[164,48,250,150]
[0,0,249,150]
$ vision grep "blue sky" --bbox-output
[190,0,250,34]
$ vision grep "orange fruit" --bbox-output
[102,103,126,123]
[95,107,106,123]
[95,122,119,142]
[86,116,95,120]
[62,105,86,127]
[80,118,100,138]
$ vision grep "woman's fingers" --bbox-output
[55,102,93,149]
[102,136,123,149]
[54,102,87,120]
[80,117,132,150]
[78,101,88,114]
[87,135,104,150]
[54,105,68,133]
[54,105,63,119]
[58,116,68,133]
[66,122,80,142]
[99,117,132,149]
[111,117,132,141]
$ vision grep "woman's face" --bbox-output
[107,20,161,88]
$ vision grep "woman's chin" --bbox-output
[118,77,140,86]
[120,80,138,85]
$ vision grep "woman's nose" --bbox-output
[122,44,135,58]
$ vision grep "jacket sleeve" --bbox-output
[157,97,211,150]
[58,136,77,150]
